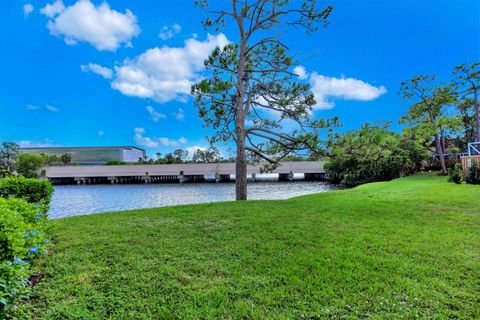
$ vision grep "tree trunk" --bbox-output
[434,133,447,175]
[234,22,248,201]
[474,89,480,142]
[235,129,248,200]
[440,126,446,155]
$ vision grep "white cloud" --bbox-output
[292,66,387,110]
[134,128,158,148]
[133,128,187,149]
[309,72,387,109]
[245,119,255,127]
[81,63,113,79]
[185,145,227,159]
[145,105,166,122]
[252,95,285,120]
[293,66,308,80]
[41,0,140,51]
[186,146,207,158]
[40,0,65,18]
[174,108,185,120]
[159,23,181,40]
[46,105,60,112]
[23,4,34,18]
[25,104,60,112]
[158,137,187,147]
[25,104,40,110]
[110,33,229,103]
[18,139,57,148]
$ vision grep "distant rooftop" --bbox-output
[20,146,146,165]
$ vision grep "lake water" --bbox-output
[48,180,337,219]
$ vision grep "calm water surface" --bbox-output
[49,180,337,219]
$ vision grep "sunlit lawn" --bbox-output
[23,174,479,319]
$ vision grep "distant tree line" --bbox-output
[107,146,318,166]
[0,142,73,178]
[108,146,228,165]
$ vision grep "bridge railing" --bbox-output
[468,142,480,156]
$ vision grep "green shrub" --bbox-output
[15,154,45,178]
[0,177,53,212]
[0,198,48,317]
[325,125,427,186]
[0,168,11,179]
[465,162,480,185]
[105,160,127,165]
[448,164,464,184]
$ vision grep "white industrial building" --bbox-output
[20,146,146,165]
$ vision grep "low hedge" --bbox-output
[0,177,52,318]
[0,177,53,213]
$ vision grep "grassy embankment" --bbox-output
[23,174,479,319]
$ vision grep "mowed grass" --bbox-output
[23,174,479,319]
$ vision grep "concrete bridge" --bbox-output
[45,161,326,185]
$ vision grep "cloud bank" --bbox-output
[309,72,387,109]
[133,128,187,149]
[41,0,140,51]
[294,66,387,110]
[85,33,228,103]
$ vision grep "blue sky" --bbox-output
[0,0,478,157]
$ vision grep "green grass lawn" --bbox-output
[22,174,479,319]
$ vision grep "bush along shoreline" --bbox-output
[0,177,53,318]
[324,125,426,187]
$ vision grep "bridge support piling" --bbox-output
[278,171,294,181]
[304,173,326,181]
[216,174,231,182]
[193,175,205,183]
